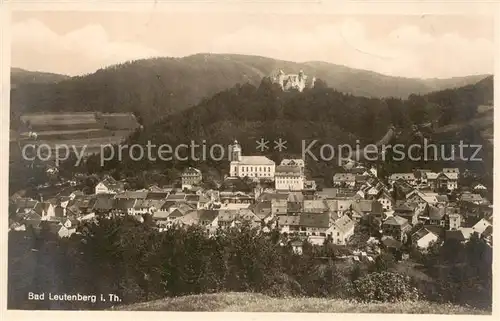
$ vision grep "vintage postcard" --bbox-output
[1,0,496,318]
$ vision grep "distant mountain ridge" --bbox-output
[11,53,489,125]
[11,67,69,88]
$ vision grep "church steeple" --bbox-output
[231,140,242,162]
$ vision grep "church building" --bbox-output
[229,140,275,179]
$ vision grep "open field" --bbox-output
[113,292,489,314]
[14,112,140,158]
[21,129,133,143]
[433,111,493,136]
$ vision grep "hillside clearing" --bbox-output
[112,292,489,314]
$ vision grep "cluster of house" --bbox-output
[9,156,493,256]
[382,168,493,251]
[388,168,460,191]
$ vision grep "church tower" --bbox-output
[231,140,242,162]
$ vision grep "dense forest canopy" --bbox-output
[92,75,493,178]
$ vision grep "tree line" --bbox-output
[8,216,492,310]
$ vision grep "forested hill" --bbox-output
[90,75,493,181]
[11,67,69,87]
[136,75,493,147]
[11,54,488,125]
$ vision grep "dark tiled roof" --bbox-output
[299,212,330,228]
[381,236,403,249]
[445,230,466,242]
[278,215,301,226]
[383,215,408,226]
[93,196,115,210]
[333,173,356,182]
[198,209,218,222]
[114,199,136,210]
[275,165,301,174]
[427,205,446,220]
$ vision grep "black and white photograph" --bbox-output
[4,3,495,315]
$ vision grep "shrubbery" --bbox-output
[351,272,419,303]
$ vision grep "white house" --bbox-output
[388,173,416,186]
[280,159,305,173]
[58,225,76,238]
[95,176,124,194]
[275,165,304,191]
[473,184,487,191]
[328,215,355,245]
[412,228,439,250]
[332,173,356,188]
[472,218,492,235]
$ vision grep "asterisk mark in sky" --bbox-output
[274,138,287,152]
[256,138,269,152]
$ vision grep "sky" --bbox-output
[10,12,495,79]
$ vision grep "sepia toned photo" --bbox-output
[6,7,494,315]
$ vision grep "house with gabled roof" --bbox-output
[393,201,420,225]
[95,176,124,194]
[472,218,492,235]
[112,198,136,216]
[198,209,219,227]
[423,171,440,189]
[298,212,331,239]
[425,205,446,226]
[58,225,77,238]
[92,195,115,215]
[303,200,328,213]
[289,239,304,255]
[412,227,439,249]
[333,173,356,188]
[406,190,438,205]
[316,188,339,200]
[219,191,254,204]
[445,229,471,243]
[459,192,485,205]
[15,198,40,215]
[280,159,305,172]
[114,190,149,200]
[270,198,288,216]
[257,192,288,202]
[152,210,171,226]
[388,173,416,186]
[436,194,449,205]
[181,167,203,190]
[277,215,301,234]
[349,199,384,221]
[275,165,304,191]
[329,215,355,245]
[354,175,369,187]
[382,215,411,241]
[132,199,166,215]
[250,201,273,222]
[20,210,42,229]
[473,183,487,191]
[217,208,259,229]
[376,189,394,211]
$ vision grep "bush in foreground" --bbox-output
[352,272,419,303]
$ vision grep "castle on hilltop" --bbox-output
[270,69,316,92]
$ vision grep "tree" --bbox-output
[371,251,396,273]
